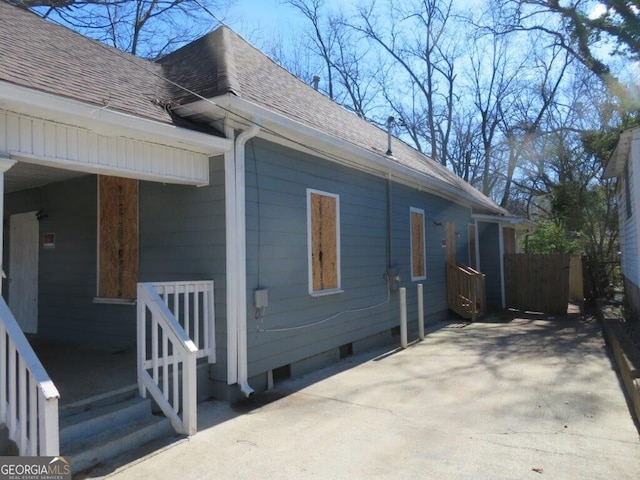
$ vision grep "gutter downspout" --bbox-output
[234,122,261,398]
[224,137,238,386]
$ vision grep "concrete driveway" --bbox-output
[86,313,640,480]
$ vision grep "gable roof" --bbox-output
[0,2,172,125]
[160,27,508,215]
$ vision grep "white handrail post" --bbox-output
[38,394,59,456]
[417,284,425,340]
[399,287,408,349]
[182,349,198,436]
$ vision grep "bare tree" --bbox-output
[490,0,639,106]
[351,0,459,165]
[464,21,523,196]
[11,0,233,59]
[284,0,376,118]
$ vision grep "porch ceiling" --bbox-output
[5,162,89,194]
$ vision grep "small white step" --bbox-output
[65,414,174,474]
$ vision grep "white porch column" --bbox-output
[0,156,17,292]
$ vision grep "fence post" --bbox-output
[399,287,408,348]
[417,284,424,340]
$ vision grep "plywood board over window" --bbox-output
[98,175,138,300]
[410,208,426,280]
[308,189,341,295]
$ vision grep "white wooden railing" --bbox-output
[0,298,59,455]
[150,281,215,363]
[137,283,202,436]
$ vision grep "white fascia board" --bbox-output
[473,213,536,231]
[604,128,635,179]
[184,94,503,213]
[0,81,232,156]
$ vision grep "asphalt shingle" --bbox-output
[0,2,173,124]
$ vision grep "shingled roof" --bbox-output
[0,2,173,124]
[0,3,506,215]
[159,27,507,215]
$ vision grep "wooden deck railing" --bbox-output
[0,298,59,455]
[446,262,486,321]
[137,283,199,436]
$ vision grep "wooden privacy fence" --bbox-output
[504,254,571,314]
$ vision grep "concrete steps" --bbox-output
[60,388,175,474]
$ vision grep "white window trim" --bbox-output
[410,207,427,281]
[307,188,342,296]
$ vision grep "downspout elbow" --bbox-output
[236,123,261,147]
[239,379,254,398]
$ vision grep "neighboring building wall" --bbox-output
[620,135,640,316]
[243,138,472,386]
[477,221,502,309]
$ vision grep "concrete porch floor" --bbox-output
[27,336,137,406]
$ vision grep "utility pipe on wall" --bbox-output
[399,287,408,349]
[417,284,425,340]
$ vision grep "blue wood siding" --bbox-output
[477,221,502,308]
[244,138,473,377]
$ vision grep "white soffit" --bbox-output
[4,162,89,193]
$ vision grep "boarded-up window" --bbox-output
[307,190,340,294]
[410,208,426,280]
[98,175,138,299]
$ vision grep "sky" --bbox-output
[224,0,307,41]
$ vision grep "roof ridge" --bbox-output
[216,26,241,97]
